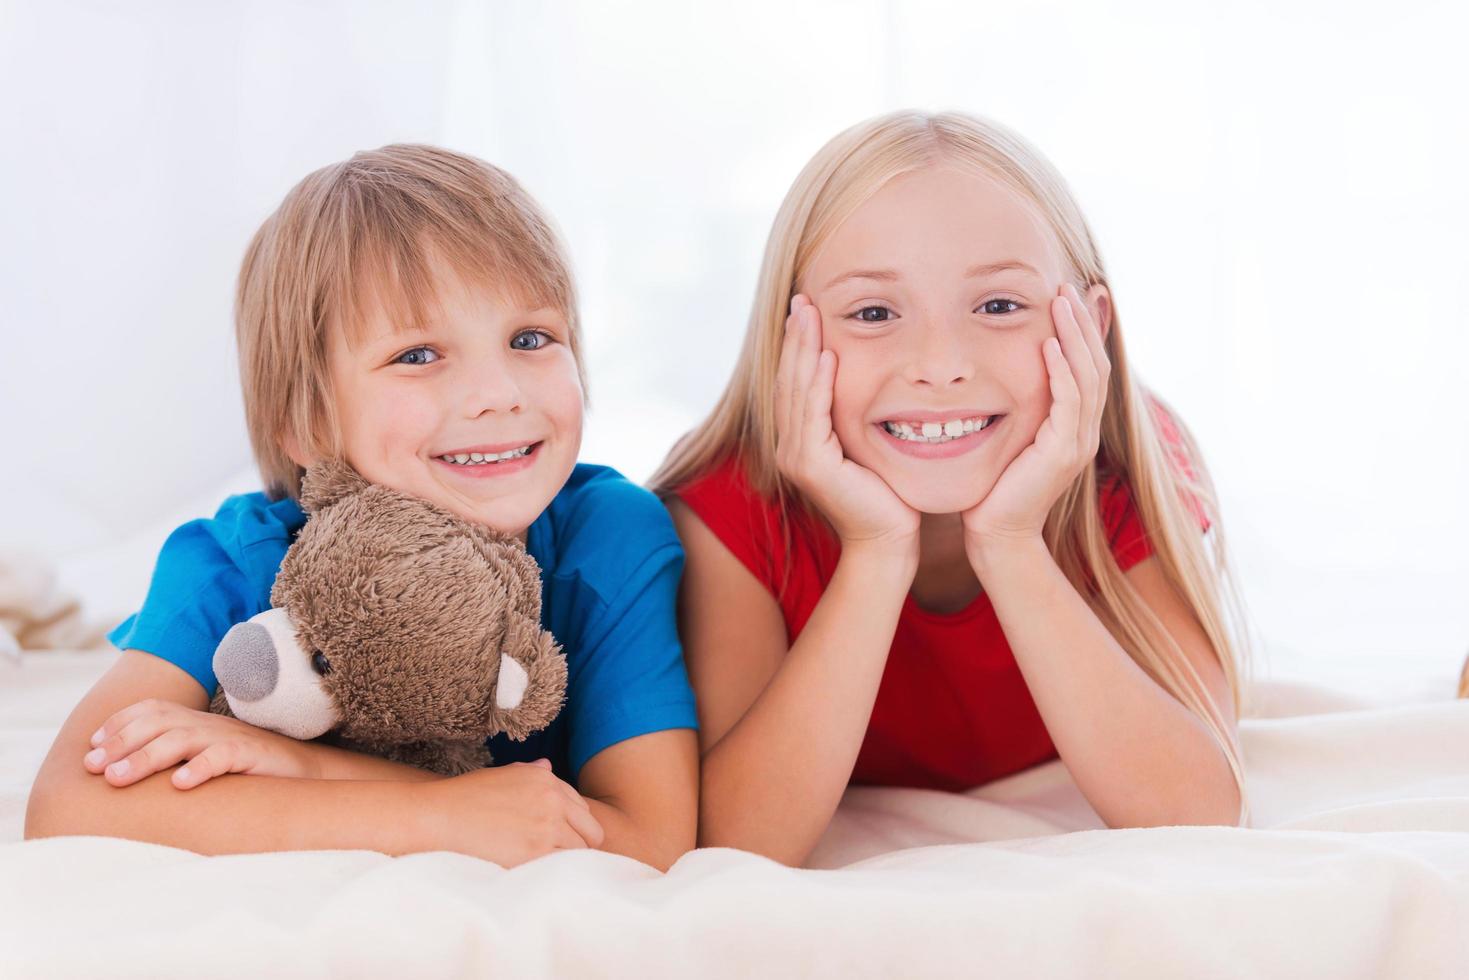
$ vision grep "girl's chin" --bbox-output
[883,472,998,516]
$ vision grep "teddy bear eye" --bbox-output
[311,651,332,676]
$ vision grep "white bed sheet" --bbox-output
[2,649,1467,978]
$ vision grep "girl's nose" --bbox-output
[904,316,976,388]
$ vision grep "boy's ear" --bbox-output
[281,431,315,470]
[1084,283,1112,343]
[299,459,371,514]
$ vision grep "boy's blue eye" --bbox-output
[851,306,895,323]
[511,330,550,351]
[395,346,439,365]
[980,299,1023,315]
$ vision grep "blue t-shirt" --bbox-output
[109,464,698,784]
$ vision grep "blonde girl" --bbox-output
[653,110,1248,865]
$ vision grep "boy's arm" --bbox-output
[576,728,698,871]
[25,651,600,862]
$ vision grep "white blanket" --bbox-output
[2,650,1468,978]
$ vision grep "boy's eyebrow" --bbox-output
[824,261,1041,291]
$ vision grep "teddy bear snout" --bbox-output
[214,621,280,703]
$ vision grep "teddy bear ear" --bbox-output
[299,459,371,514]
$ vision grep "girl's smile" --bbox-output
[873,411,1006,460]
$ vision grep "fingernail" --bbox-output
[108,759,130,779]
[176,767,191,784]
[90,728,105,747]
[84,748,105,767]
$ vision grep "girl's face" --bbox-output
[321,261,584,536]
[799,165,1107,515]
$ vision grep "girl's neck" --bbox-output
[909,511,982,614]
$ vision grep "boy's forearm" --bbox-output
[585,798,692,872]
[301,740,444,782]
[27,766,441,856]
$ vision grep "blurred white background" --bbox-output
[2,0,1466,692]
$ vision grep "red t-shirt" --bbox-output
[675,414,1204,792]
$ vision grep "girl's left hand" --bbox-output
[83,698,317,789]
[962,284,1110,560]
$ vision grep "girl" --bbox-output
[26,144,698,870]
[653,111,1249,866]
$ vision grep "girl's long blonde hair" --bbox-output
[650,110,1252,823]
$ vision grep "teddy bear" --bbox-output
[207,459,568,775]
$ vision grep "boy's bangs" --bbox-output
[332,229,566,346]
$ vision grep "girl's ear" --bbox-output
[1084,284,1112,343]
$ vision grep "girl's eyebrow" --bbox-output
[824,261,1040,291]
[823,269,900,290]
[964,260,1040,279]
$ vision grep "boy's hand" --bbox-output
[83,698,317,789]
[424,761,606,866]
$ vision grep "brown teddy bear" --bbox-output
[207,460,568,775]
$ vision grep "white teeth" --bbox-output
[438,445,535,466]
[882,416,995,444]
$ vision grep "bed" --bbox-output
[3,646,1468,978]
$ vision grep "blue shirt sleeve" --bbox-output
[562,540,698,779]
[107,493,301,695]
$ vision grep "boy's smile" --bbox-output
[319,257,584,535]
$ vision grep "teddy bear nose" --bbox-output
[213,622,280,703]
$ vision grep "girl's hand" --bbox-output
[83,698,316,789]
[776,295,920,557]
[962,284,1110,562]
[423,760,605,866]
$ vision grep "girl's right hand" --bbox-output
[775,295,920,558]
[423,759,605,867]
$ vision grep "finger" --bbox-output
[87,697,172,751]
[774,295,807,445]
[555,778,592,812]
[1042,336,1082,440]
[804,348,838,452]
[1064,283,1110,379]
[1051,295,1096,451]
[789,302,822,445]
[565,803,606,848]
[173,742,245,790]
[104,728,200,787]
[86,704,183,773]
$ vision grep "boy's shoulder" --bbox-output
[536,463,681,584]
[171,491,306,581]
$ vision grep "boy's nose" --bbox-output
[213,622,280,702]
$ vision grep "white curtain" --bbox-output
[1,0,1465,676]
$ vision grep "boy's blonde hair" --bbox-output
[650,110,1253,823]
[237,143,584,501]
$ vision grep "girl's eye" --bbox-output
[851,306,896,324]
[510,329,551,351]
[979,299,1024,315]
[395,346,439,366]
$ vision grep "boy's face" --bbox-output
[322,264,584,537]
